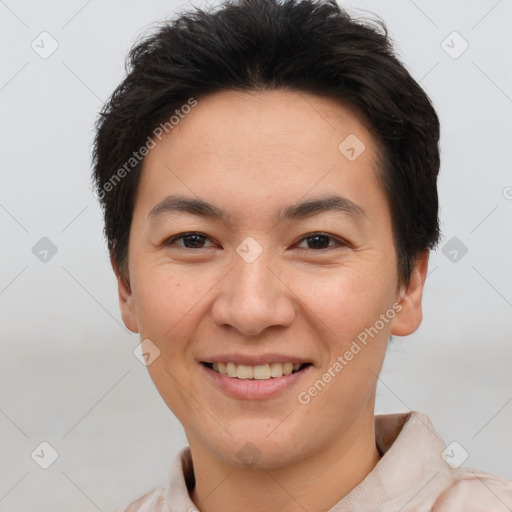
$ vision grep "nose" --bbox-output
[211,251,296,336]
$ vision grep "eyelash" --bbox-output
[164,232,348,251]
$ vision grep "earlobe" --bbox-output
[110,252,140,334]
[390,251,430,337]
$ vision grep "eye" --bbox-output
[165,232,216,249]
[295,232,347,250]
[164,232,347,250]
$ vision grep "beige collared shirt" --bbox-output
[113,411,512,511]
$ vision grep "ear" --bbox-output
[390,250,429,337]
[110,252,139,333]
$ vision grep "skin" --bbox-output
[114,89,429,512]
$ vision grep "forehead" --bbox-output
[148,89,375,158]
[136,89,386,226]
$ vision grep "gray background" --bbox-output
[1,0,511,510]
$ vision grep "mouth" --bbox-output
[201,361,312,380]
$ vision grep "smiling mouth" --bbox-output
[202,362,311,380]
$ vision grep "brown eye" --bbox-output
[296,233,345,250]
[166,232,215,249]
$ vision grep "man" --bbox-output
[92,0,512,510]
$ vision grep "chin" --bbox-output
[203,428,313,470]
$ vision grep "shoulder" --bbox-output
[430,467,512,511]
[371,412,512,511]
[373,465,512,512]
[111,484,168,512]
[111,447,194,512]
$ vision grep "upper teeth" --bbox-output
[211,362,302,380]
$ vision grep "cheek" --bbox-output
[302,272,393,411]
[131,266,203,345]
[303,265,395,339]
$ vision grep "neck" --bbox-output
[189,410,381,512]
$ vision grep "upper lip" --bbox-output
[200,353,312,366]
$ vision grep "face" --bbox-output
[116,89,427,469]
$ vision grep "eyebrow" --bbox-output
[147,194,367,224]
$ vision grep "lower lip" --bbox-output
[200,363,312,400]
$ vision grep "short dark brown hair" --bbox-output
[92,0,440,285]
